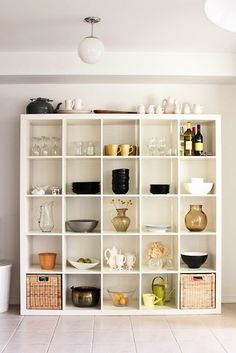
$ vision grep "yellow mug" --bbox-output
[143,293,161,307]
[119,144,134,156]
[105,144,121,156]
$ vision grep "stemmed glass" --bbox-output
[146,137,158,156]
[31,137,41,156]
[41,136,50,156]
[157,138,167,156]
[51,137,61,156]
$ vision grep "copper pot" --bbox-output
[71,286,100,307]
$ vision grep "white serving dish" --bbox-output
[68,258,100,270]
[184,182,213,195]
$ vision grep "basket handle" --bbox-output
[193,276,203,281]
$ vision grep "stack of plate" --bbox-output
[143,224,171,233]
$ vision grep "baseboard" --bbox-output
[222,296,236,303]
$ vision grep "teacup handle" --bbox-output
[128,146,134,155]
[132,255,136,265]
[122,255,126,264]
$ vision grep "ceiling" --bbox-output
[1,0,236,53]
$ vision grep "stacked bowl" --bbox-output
[72,181,100,194]
[112,169,129,194]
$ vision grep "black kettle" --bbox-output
[26,98,62,114]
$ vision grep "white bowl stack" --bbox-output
[184,178,213,195]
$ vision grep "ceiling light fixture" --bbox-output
[78,16,104,64]
[205,0,236,32]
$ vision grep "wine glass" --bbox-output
[146,137,158,156]
[157,138,167,156]
[31,137,41,156]
[51,137,61,156]
[41,136,50,156]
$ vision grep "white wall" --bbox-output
[0,82,234,304]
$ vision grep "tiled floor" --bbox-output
[1,305,236,353]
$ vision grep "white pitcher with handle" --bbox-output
[104,246,119,269]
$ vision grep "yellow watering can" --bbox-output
[152,275,175,306]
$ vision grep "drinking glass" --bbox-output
[146,137,158,156]
[51,137,61,156]
[41,136,50,156]
[157,138,167,156]
[31,137,41,156]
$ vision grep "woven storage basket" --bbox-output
[26,274,62,310]
[180,273,215,309]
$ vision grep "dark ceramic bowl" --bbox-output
[150,184,170,194]
[72,182,100,194]
[66,220,98,233]
[71,286,100,307]
[181,252,208,268]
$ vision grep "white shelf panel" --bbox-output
[64,232,101,236]
[142,232,178,236]
[27,265,62,273]
[65,266,101,274]
[103,156,139,159]
[27,231,62,236]
[26,194,62,198]
[65,194,101,197]
[140,302,177,311]
[141,265,178,274]
[141,194,178,197]
[180,231,216,235]
[179,156,216,160]
[65,302,101,311]
[66,156,101,159]
[102,231,140,236]
[27,156,62,159]
[180,266,216,273]
[141,156,178,159]
[180,194,216,197]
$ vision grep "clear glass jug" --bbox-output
[38,202,54,232]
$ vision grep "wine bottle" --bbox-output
[194,124,203,156]
[180,126,184,156]
[192,126,196,155]
[184,122,193,156]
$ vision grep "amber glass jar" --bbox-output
[185,205,207,232]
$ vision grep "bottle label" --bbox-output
[185,141,192,150]
[195,142,203,151]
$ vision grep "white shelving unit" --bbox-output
[20,114,221,315]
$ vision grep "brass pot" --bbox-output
[71,286,100,307]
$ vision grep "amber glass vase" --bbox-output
[111,208,130,232]
[185,205,207,232]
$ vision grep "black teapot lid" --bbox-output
[30,97,53,102]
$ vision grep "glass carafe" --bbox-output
[38,202,54,232]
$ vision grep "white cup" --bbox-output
[73,98,83,111]
[115,254,126,270]
[147,105,155,114]
[137,104,146,114]
[65,99,74,110]
[125,253,136,270]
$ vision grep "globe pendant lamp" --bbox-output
[78,17,104,64]
[205,0,236,32]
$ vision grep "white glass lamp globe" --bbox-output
[78,36,104,64]
[205,0,236,32]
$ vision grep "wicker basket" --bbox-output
[26,274,62,310]
[180,273,215,309]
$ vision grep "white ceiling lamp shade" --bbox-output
[205,0,236,32]
[78,16,104,64]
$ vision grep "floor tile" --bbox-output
[9,331,52,344]
[212,327,236,340]
[18,316,58,332]
[172,327,215,341]
[56,316,94,331]
[217,339,236,353]
[48,344,91,353]
[94,316,132,331]
[133,328,175,343]
[0,319,22,331]
[136,341,181,353]
[0,331,14,344]
[178,340,226,353]
[92,343,136,353]
[2,343,48,353]
[201,316,236,328]
[51,331,93,345]
[131,316,169,330]
[167,316,205,329]
[93,330,134,345]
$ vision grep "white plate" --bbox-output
[57,109,92,114]
[144,228,171,233]
[144,224,171,229]
[68,258,100,270]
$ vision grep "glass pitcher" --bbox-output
[38,202,54,232]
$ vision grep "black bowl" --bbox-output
[150,184,170,194]
[181,252,208,268]
[72,181,100,194]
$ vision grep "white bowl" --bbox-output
[184,182,213,195]
[68,258,100,270]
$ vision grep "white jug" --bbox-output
[162,97,176,114]
[104,246,119,269]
